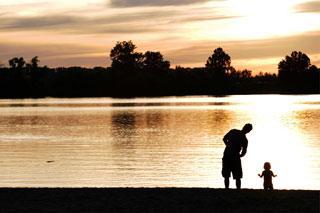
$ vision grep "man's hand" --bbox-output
[239,152,246,158]
[239,147,247,158]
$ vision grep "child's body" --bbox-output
[258,162,277,190]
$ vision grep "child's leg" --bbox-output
[264,183,273,190]
[263,182,268,190]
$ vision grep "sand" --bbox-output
[0,188,318,212]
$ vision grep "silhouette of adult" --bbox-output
[222,123,253,189]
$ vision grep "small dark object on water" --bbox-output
[46,161,55,163]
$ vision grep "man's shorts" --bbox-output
[222,157,243,179]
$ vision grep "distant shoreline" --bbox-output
[0,188,318,212]
[0,93,319,100]
[2,49,319,98]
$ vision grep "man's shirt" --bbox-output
[223,129,248,158]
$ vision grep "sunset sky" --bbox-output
[0,0,319,73]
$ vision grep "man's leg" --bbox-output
[235,158,242,189]
[236,178,241,189]
[222,158,230,189]
[224,178,230,189]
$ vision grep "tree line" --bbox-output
[0,40,319,98]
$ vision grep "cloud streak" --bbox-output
[0,14,167,34]
[0,0,319,72]
[295,1,320,13]
[0,41,109,67]
[0,8,235,34]
[109,0,213,7]
[165,32,320,68]
[1,16,80,29]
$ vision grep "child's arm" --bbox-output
[271,171,277,177]
[258,171,265,177]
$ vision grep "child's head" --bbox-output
[264,162,271,170]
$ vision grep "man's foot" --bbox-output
[224,178,230,189]
[236,179,241,189]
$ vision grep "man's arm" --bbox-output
[239,138,248,157]
[223,131,231,145]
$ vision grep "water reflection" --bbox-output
[112,112,136,137]
[242,96,320,190]
[110,111,138,162]
[0,95,318,189]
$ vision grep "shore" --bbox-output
[0,188,318,212]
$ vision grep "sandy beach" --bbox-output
[0,188,318,212]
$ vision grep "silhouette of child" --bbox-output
[258,162,277,190]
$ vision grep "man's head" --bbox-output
[242,123,253,134]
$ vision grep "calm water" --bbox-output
[0,95,319,189]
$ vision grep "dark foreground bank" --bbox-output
[0,188,318,213]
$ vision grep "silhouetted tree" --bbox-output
[110,41,143,72]
[239,69,252,79]
[138,51,171,95]
[8,58,17,69]
[26,56,40,72]
[206,47,231,75]
[278,51,318,93]
[143,51,170,72]
[9,57,25,70]
[31,56,39,68]
[279,51,310,75]
[307,65,320,93]
[205,47,232,93]
[9,58,17,69]
[17,57,25,70]
[0,45,317,98]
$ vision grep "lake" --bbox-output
[0,95,319,189]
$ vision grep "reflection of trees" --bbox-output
[110,110,165,148]
[206,110,236,136]
[209,110,228,126]
[146,112,163,129]
[1,114,50,139]
[6,115,45,126]
[109,111,139,167]
[111,112,136,139]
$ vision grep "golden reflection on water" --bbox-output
[241,96,320,189]
[0,95,318,189]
